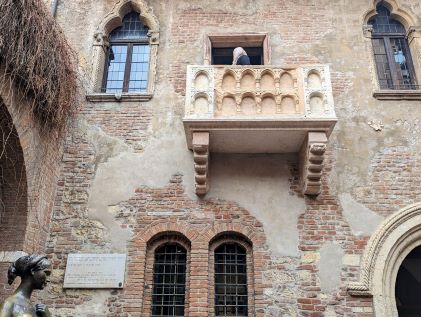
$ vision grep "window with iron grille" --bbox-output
[102,12,150,93]
[368,4,418,90]
[152,244,187,317]
[214,243,248,317]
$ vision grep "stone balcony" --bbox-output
[182,64,337,196]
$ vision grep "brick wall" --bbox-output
[0,83,63,299]
[0,102,28,251]
[2,0,420,316]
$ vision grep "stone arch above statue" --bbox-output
[348,202,421,317]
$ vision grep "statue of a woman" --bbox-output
[0,255,52,317]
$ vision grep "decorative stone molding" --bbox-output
[204,33,270,65]
[88,0,159,100]
[93,31,109,48]
[373,89,421,100]
[86,92,152,102]
[362,0,417,29]
[300,132,328,195]
[183,64,337,195]
[362,24,374,38]
[407,26,421,43]
[192,132,210,196]
[348,202,421,316]
[362,1,421,91]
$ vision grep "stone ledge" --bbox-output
[0,251,27,262]
[373,90,421,100]
[86,93,153,102]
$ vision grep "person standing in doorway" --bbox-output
[232,47,251,65]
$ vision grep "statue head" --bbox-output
[7,255,51,290]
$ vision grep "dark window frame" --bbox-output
[204,33,270,66]
[151,243,187,317]
[214,242,248,317]
[101,12,150,93]
[369,5,418,90]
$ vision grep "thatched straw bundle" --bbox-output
[0,0,77,131]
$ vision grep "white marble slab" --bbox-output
[63,254,126,288]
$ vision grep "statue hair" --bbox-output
[7,255,50,285]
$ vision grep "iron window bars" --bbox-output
[152,244,187,317]
[214,243,248,317]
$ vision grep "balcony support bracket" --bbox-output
[193,132,210,196]
[300,132,328,196]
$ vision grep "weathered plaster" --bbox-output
[87,121,194,250]
[317,242,344,294]
[208,154,306,257]
[339,193,384,236]
[86,116,305,255]
[74,291,110,316]
[84,121,130,168]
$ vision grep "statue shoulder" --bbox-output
[0,297,14,317]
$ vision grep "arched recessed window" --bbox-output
[214,243,248,317]
[152,244,187,317]
[102,12,150,93]
[396,245,421,316]
[368,4,417,90]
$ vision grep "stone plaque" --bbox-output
[63,254,126,289]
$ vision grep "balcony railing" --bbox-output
[182,64,337,196]
[184,64,336,120]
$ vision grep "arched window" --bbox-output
[102,12,150,93]
[395,245,421,316]
[368,3,417,90]
[152,243,187,317]
[214,242,248,317]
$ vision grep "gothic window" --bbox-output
[368,4,417,90]
[214,243,248,317]
[102,12,150,93]
[152,244,187,317]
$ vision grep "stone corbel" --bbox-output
[362,24,373,38]
[407,26,421,43]
[93,32,109,50]
[148,30,160,45]
[300,132,328,195]
[192,132,210,196]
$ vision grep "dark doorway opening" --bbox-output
[396,245,421,316]
[211,47,263,65]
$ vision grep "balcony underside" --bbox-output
[183,118,336,153]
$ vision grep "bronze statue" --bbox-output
[0,255,52,317]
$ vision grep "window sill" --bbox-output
[373,90,421,100]
[86,93,153,102]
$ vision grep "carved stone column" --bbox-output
[91,32,109,92]
[407,26,421,85]
[192,132,210,195]
[300,132,328,195]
